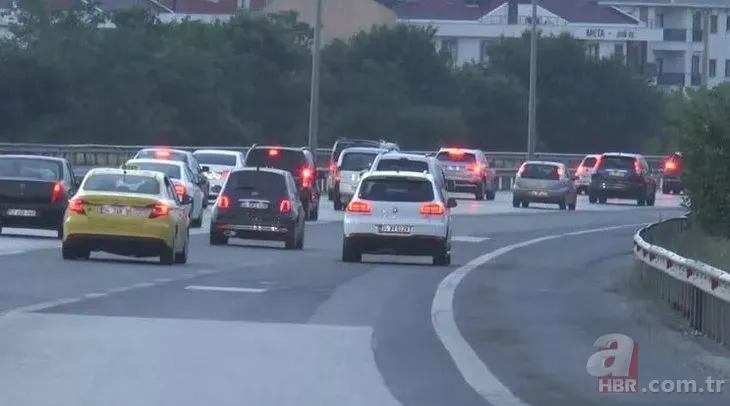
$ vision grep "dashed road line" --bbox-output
[184,285,268,293]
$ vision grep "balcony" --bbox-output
[663,28,686,42]
[692,29,703,42]
[657,72,686,86]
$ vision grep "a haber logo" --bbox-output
[586,333,639,393]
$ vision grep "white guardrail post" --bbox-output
[633,218,730,346]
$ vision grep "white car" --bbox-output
[123,159,205,227]
[370,151,450,199]
[575,154,600,194]
[193,149,245,199]
[333,146,388,211]
[341,171,457,266]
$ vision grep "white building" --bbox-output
[393,0,730,89]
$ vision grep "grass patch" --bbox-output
[644,217,730,271]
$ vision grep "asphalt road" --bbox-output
[0,192,726,406]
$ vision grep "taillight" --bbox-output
[576,166,585,176]
[149,203,171,219]
[634,160,642,173]
[301,167,313,180]
[466,164,483,175]
[279,199,292,213]
[420,202,445,216]
[217,194,231,209]
[665,160,677,171]
[173,181,186,197]
[329,162,336,173]
[68,197,85,214]
[300,166,314,187]
[516,165,525,177]
[51,182,64,203]
[557,166,565,178]
[220,170,230,178]
[347,200,371,213]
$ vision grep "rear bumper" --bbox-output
[0,203,64,230]
[212,219,296,240]
[662,177,682,188]
[64,234,170,256]
[345,234,447,255]
[589,181,645,199]
[513,189,568,203]
[344,217,447,239]
[445,179,480,192]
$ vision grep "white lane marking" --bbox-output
[184,285,267,293]
[452,236,490,243]
[0,261,273,317]
[432,222,647,406]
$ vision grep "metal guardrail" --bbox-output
[634,218,730,348]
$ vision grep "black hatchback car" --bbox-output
[588,153,656,206]
[209,167,305,249]
[244,146,320,221]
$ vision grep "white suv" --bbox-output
[369,152,449,198]
[341,171,456,266]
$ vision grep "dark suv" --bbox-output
[209,167,306,249]
[244,146,320,220]
[661,152,683,194]
[588,153,656,206]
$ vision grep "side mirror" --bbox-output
[201,166,210,172]
[447,198,458,208]
[180,194,192,205]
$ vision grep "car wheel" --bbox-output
[327,189,334,201]
[432,243,451,266]
[284,229,298,249]
[662,184,671,194]
[341,237,361,263]
[209,231,228,246]
[485,183,496,201]
[191,214,203,228]
[333,199,344,211]
[559,202,567,210]
[295,226,305,249]
[309,201,319,221]
[175,232,188,264]
[598,196,608,204]
[588,194,597,204]
[512,197,520,208]
[475,182,485,201]
[159,240,175,265]
[61,243,77,260]
[568,202,576,211]
[520,201,529,208]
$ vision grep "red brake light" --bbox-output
[51,182,64,203]
[634,160,642,173]
[420,202,445,216]
[149,203,171,218]
[347,200,371,213]
[665,160,677,170]
[447,149,464,157]
[279,199,292,213]
[466,164,483,174]
[329,162,336,173]
[517,165,525,177]
[268,149,279,157]
[173,181,186,197]
[301,167,313,180]
[155,150,171,158]
[67,197,85,214]
[217,194,231,209]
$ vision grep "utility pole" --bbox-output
[307,0,323,152]
[526,0,538,160]
[700,9,709,86]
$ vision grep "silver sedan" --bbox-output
[512,161,577,210]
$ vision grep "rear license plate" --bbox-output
[378,224,412,234]
[6,209,37,217]
[240,201,268,209]
[98,206,148,216]
[530,191,549,197]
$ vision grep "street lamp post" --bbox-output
[526,0,538,160]
[307,0,323,153]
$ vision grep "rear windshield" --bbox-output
[83,174,160,194]
[581,157,598,168]
[245,149,305,174]
[436,151,476,163]
[224,171,287,199]
[194,153,237,166]
[375,158,429,173]
[599,155,636,170]
[135,149,189,163]
[358,178,434,202]
[126,162,181,179]
[332,141,381,161]
[520,164,561,180]
[0,158,61,181]
[341,152,379,171]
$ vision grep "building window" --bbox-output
[656,12,664,28]
[711,15,718,33]
[479,40,490,62]
[692,55,701,74]
[441,39,458,64]
[692,11,702,29]
[586,43,600,59]
[727,16,730,32]
[709,59,717,77]
[613,44,624,60]
[725,60,730,77]
[656,58,664,74]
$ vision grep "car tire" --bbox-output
[174,232,188,264]
[61,243,77,260]
[159,241,175,265]
[559,202,567,210]
[191,214,203,228]
[334,199,344,211]
[588,194,597,204]
[568,202,577,211]
[309,202,319,221]
[662,184,671,195]
[512,197,520,208]
[520,201,530,208]
[475,182,485,201]
[485,182,496,201]
[598,196,608,204]
[295,226,305,249]
[284,229,298,250]
[577,186,586,195]
[341,238,361,263]
[432,243,451,266]
[209,231,228,246]
[327,189,334,201]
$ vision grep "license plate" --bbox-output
[530,191,549,196]
[378,224,412,234]
[6,209,37,217]
[98,206,148,216]
[240,201,268,209]
[608,171,623,177]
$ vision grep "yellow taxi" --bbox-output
[62,167,191,265]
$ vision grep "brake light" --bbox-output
[149,203,171,218]
[576,166,585,176]
[279,199,292,213]
[420,202,445,216]
[155,150,171,158]
[557,166,565,178]
[217,194,231,209]
[447,149,464,157]
[347,200,371,213]
[516,165,525,177]
[466,164,483,175]
[51,182,64,203]
[329,162,336,173]
[67,197,85,214]
[301,167,313,180]
[173,182,186,197]
[268,149,279,157]
[665,160,677,170]
[634,160,642,173]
